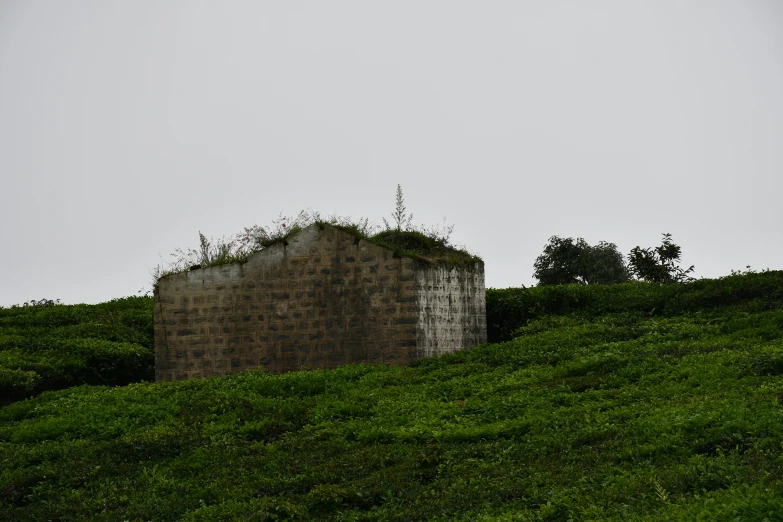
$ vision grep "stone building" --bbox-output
[154,224,486,381]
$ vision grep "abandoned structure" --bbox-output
[154,224,486,381]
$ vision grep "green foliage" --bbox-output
[152,211,318,284]
[629,233,695,283]
[155,194,480,283]
[533,236,630,285]
[2,272,783,520]
[0,297,154,403]
[370,229,481,267]
[486,270,783,343]
[363,185,474,265]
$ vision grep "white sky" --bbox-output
[1,1,782,306]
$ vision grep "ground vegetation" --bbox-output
[2,272,782,520]
[0,297,153,404]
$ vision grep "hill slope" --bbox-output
[2,273,783,520]
[0,297,154,404]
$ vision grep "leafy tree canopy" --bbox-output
[533,236,631,285]
[628,232,695,283]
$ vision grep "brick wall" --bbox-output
[416,264,487,357]
[154,224,485,381]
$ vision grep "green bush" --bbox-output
[0,296,154,403]
[487,271,783,342]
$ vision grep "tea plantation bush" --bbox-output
[0,297,154,403]
[2,274,782,520]
[486,271,783,342]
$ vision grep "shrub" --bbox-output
[487,271,783,343]
[628,232,695,283]
[533,236,630,285]
[0,297,154,403]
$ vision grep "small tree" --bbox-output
[586,241,633,285]
[628,233,694,283]
[533,236,630,285]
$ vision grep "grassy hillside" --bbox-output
[0,297,154,404]
[2,273,783,520]
[486,271,783,343]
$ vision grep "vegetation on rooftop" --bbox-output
[153,186,480,285]
[367,228,480,266]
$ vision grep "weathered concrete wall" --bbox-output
[154,224,485,381]
[415,264,487,357]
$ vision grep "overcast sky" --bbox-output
[1,1,781,306]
